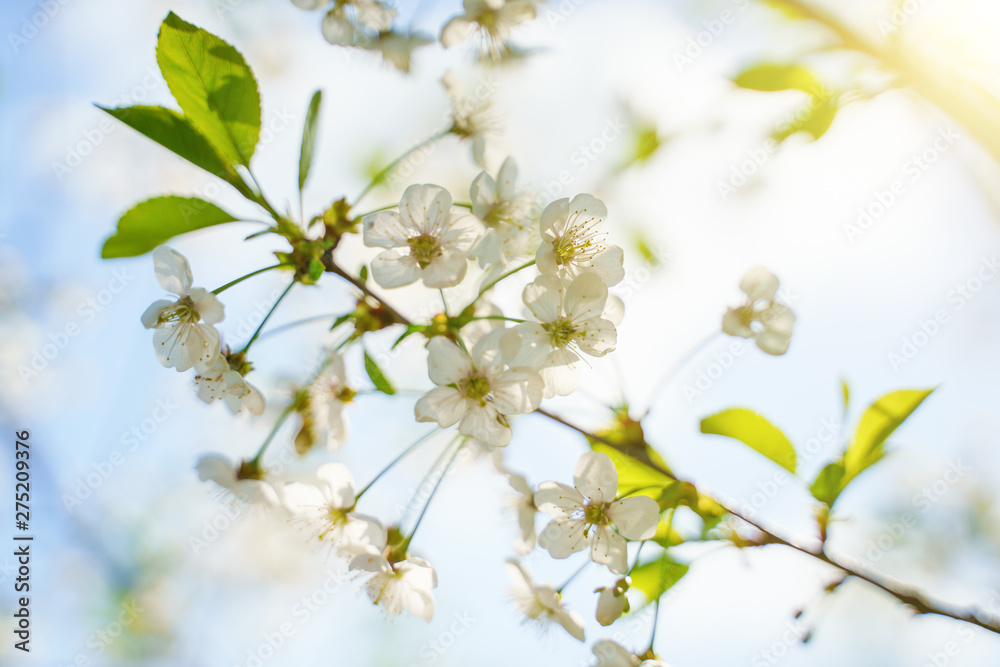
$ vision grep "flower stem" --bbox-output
[475,259,536,302]
[406,438,466,546]
[248,404,295,467]
[212,264,287,295]
[351,203,397,219]
[556,559,591,594]
[627,540,647,576]
[468,315,526,324]
[355,428,440,502]
[239,281,296,355]
[534,407,1000,636]
[642,331,722,418]
[646,597,661,654]
[353,129,451,207]
[257,312,352,342]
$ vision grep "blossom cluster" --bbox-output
[291,0,541,68]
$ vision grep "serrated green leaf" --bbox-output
[98,105,240,186]
[629,553,689,605]
[734,63,821,94]
[298,90,322,192]
[700,408,797,474]
[102,196,239,258]
[156,12,261,166]
[845,388,934,479]
[363,351,396,395]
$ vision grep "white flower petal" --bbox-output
[523,273,565,323]
[565,272,608,322]
[141,299,172,329]
[371,250,422,288]
[534,481,583,518]
[740,266,779,301]
[316,463,356,508]
[459,403,510,447]
[491,368,543,415]
[591,526,628,574]
[608,496,660,540]
[363,210,410,248]
[573,451,618,504]
[538,518,589,558]
[152,246,192,296]
[415,386,467,427]
[426,337,473,385]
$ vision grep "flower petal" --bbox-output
[415,386,466,427]
[573,451,617,504]
[608,496,660,540]
[591,526,628,574]
[459,403,511,448]
[426,337,473,385]
[317,463,355,508]
[565,272,608,322]
[491,368,543,415]
[522,273,565,323]
[363,210,410,248]
[538,518,589,558]
[152,246,192,296]
[534,481,584,518]
[399,183,452,233]
[371,250,421,288]
[740,266,779,301]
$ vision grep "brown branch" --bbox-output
[324,263,1000,636]
[534,407,1000,636]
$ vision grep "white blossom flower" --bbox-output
[536,452,659,574]
[195,454,279,507]
[321,1,395,45]
[722,267,796,356]
[507,473,537,554]
[440,0,536,59]
[283,463,387,558]
[415,334,543,449]
[141,246,223,373]
[471,157,536,270]
[296,353,353,452]
[444,71,499,168]
[506,558,585,641]
[363,184,484,289]
[195,355,266,416]
[536,195,624,286]
[350,553,437,621]
[592,640,640,667]
[361,30,432,73]
[594,577,630,626]
[512,272,617,398]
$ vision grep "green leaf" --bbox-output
[734,63,822,94]
[844,388,934,479]
[810,388,934,506]
[774,96,839,142]
[392,324,427,349]
[700,408,797,474]
[629,553,689,605]
[591,443,673,497]
[98,105,239,184]
[358,265,368,283]
[363,351,396,395]
[156,12,261,166]
[298,90,322,192]
[840,379,850,412]
[330,313,354,331]
[102,196,239,258]
[809,462,846,506]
